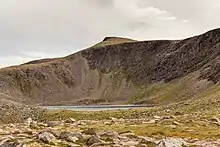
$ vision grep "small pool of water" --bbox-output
[40,105,148,111]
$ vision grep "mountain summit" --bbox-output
[0,28,220,105]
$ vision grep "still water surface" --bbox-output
[41,105,148,111]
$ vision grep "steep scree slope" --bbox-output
[0,29,220,105]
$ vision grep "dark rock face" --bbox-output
[82,28,220,84]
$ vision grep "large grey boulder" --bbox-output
[60,131,83,142]
[157,137,188,147]
[38,132,56,144]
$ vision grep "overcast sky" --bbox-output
[0,0,220,68]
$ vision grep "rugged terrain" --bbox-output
[0,115,214,147]
[2,97,220,147]
[0,28,220,146]
[0,29,220,105]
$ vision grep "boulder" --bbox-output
[86,135,102,146]
[47,130,60,138]
[82,128,96,135]
[0,140,26,147]
[99,131,119,140]
[174,112,183,116]
[38,132,55,144]
[60,131,83,142]
[119,131,137,139]
[64,118,76,123]
[110,117,118,122]
[24,117,32,125]
[46,121,62,127]
[157,137,188,147]
[139,136,156,146]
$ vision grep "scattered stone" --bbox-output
[90,142,114,147]
[192,139,220,147]
[9,124,16,128]
[72,132,84,140]
[47,121,62,127]
[77,121,86,126]
[138,144,148,147]
[154,116,161,119]
[118,118,125,122]
[37,123,47,127]
[162,116,170,120]
[64,118,76,124]
[121,140,139,146]
[12,129,22,134]
[157,137,188,147]
[210,117,220,125]
[66,136,79,143]
[172,121,181,125]
[119,130,133,135]
[120,132,137,139]
[110,117,118,122]
[60,131,73,139]
[24,117,32,125]
[38,132,55,144]
[143,119,157,124]
[174,112,183,116]
[47,130,60,138]
[139,136,156,145]
[104,121,113,125]
[86,135,102,146]
[170,115,176,119]
[60,131,83,142]
[82,128,96,135]
[26,142,41,147]
[64,143,81,147]
[0,112,216,147]
[0,140,26,147]
[99,131,119,139]
[23,129,33,135]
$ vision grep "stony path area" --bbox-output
[1,117,220,147]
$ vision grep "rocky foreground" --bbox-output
[1,115,220,147]
[2,97,220,147]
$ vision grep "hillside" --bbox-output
[0,28,220,105]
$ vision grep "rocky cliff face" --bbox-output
[0,29,220,105]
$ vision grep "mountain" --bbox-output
[0,28,220,106]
